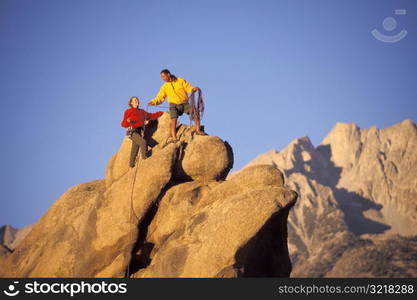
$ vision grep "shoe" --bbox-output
[195,131,207,136]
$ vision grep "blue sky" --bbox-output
[1,0,416,228]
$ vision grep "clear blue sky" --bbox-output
[1,0,416,228]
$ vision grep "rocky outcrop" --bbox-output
[0,113,297,278]
[238,119,417,277]
[133,165,296,277]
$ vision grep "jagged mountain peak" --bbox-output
[242,119,417,277]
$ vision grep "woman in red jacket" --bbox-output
[121,96,164,168]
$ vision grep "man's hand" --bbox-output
[192,87,199,92]
[147,100,155,106]
[127,117,131,123]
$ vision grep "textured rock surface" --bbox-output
[238,119,417,277]
[173,135,233,181]
[133,165,297,277]
[0,143,178,277]
[134,187,296,277]
[145,180,220,249]
[0,112,297,278]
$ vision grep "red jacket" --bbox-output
[121,107,164,128]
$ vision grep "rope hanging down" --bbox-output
[125,108,149,278]
[125,94,203,277]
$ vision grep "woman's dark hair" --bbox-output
[128,96,139,107]
[160,69,177,80]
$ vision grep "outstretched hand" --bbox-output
[147,100,155,106]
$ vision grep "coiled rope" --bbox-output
[188,88,205,126]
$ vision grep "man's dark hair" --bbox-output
[160,69,177,80]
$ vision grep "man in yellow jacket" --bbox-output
[148,69,206,142]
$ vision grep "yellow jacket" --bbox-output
[150,77,194,105]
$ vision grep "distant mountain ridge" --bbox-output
[0,224,33,254]
[238,119,417,277]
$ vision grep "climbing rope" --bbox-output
[124,96,204,277]
[125,106,149,278]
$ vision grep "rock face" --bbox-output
[134,165,296,277]
[238,119,417,277]
[0,113,297,278]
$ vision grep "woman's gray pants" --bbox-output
[129,131,147,167]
